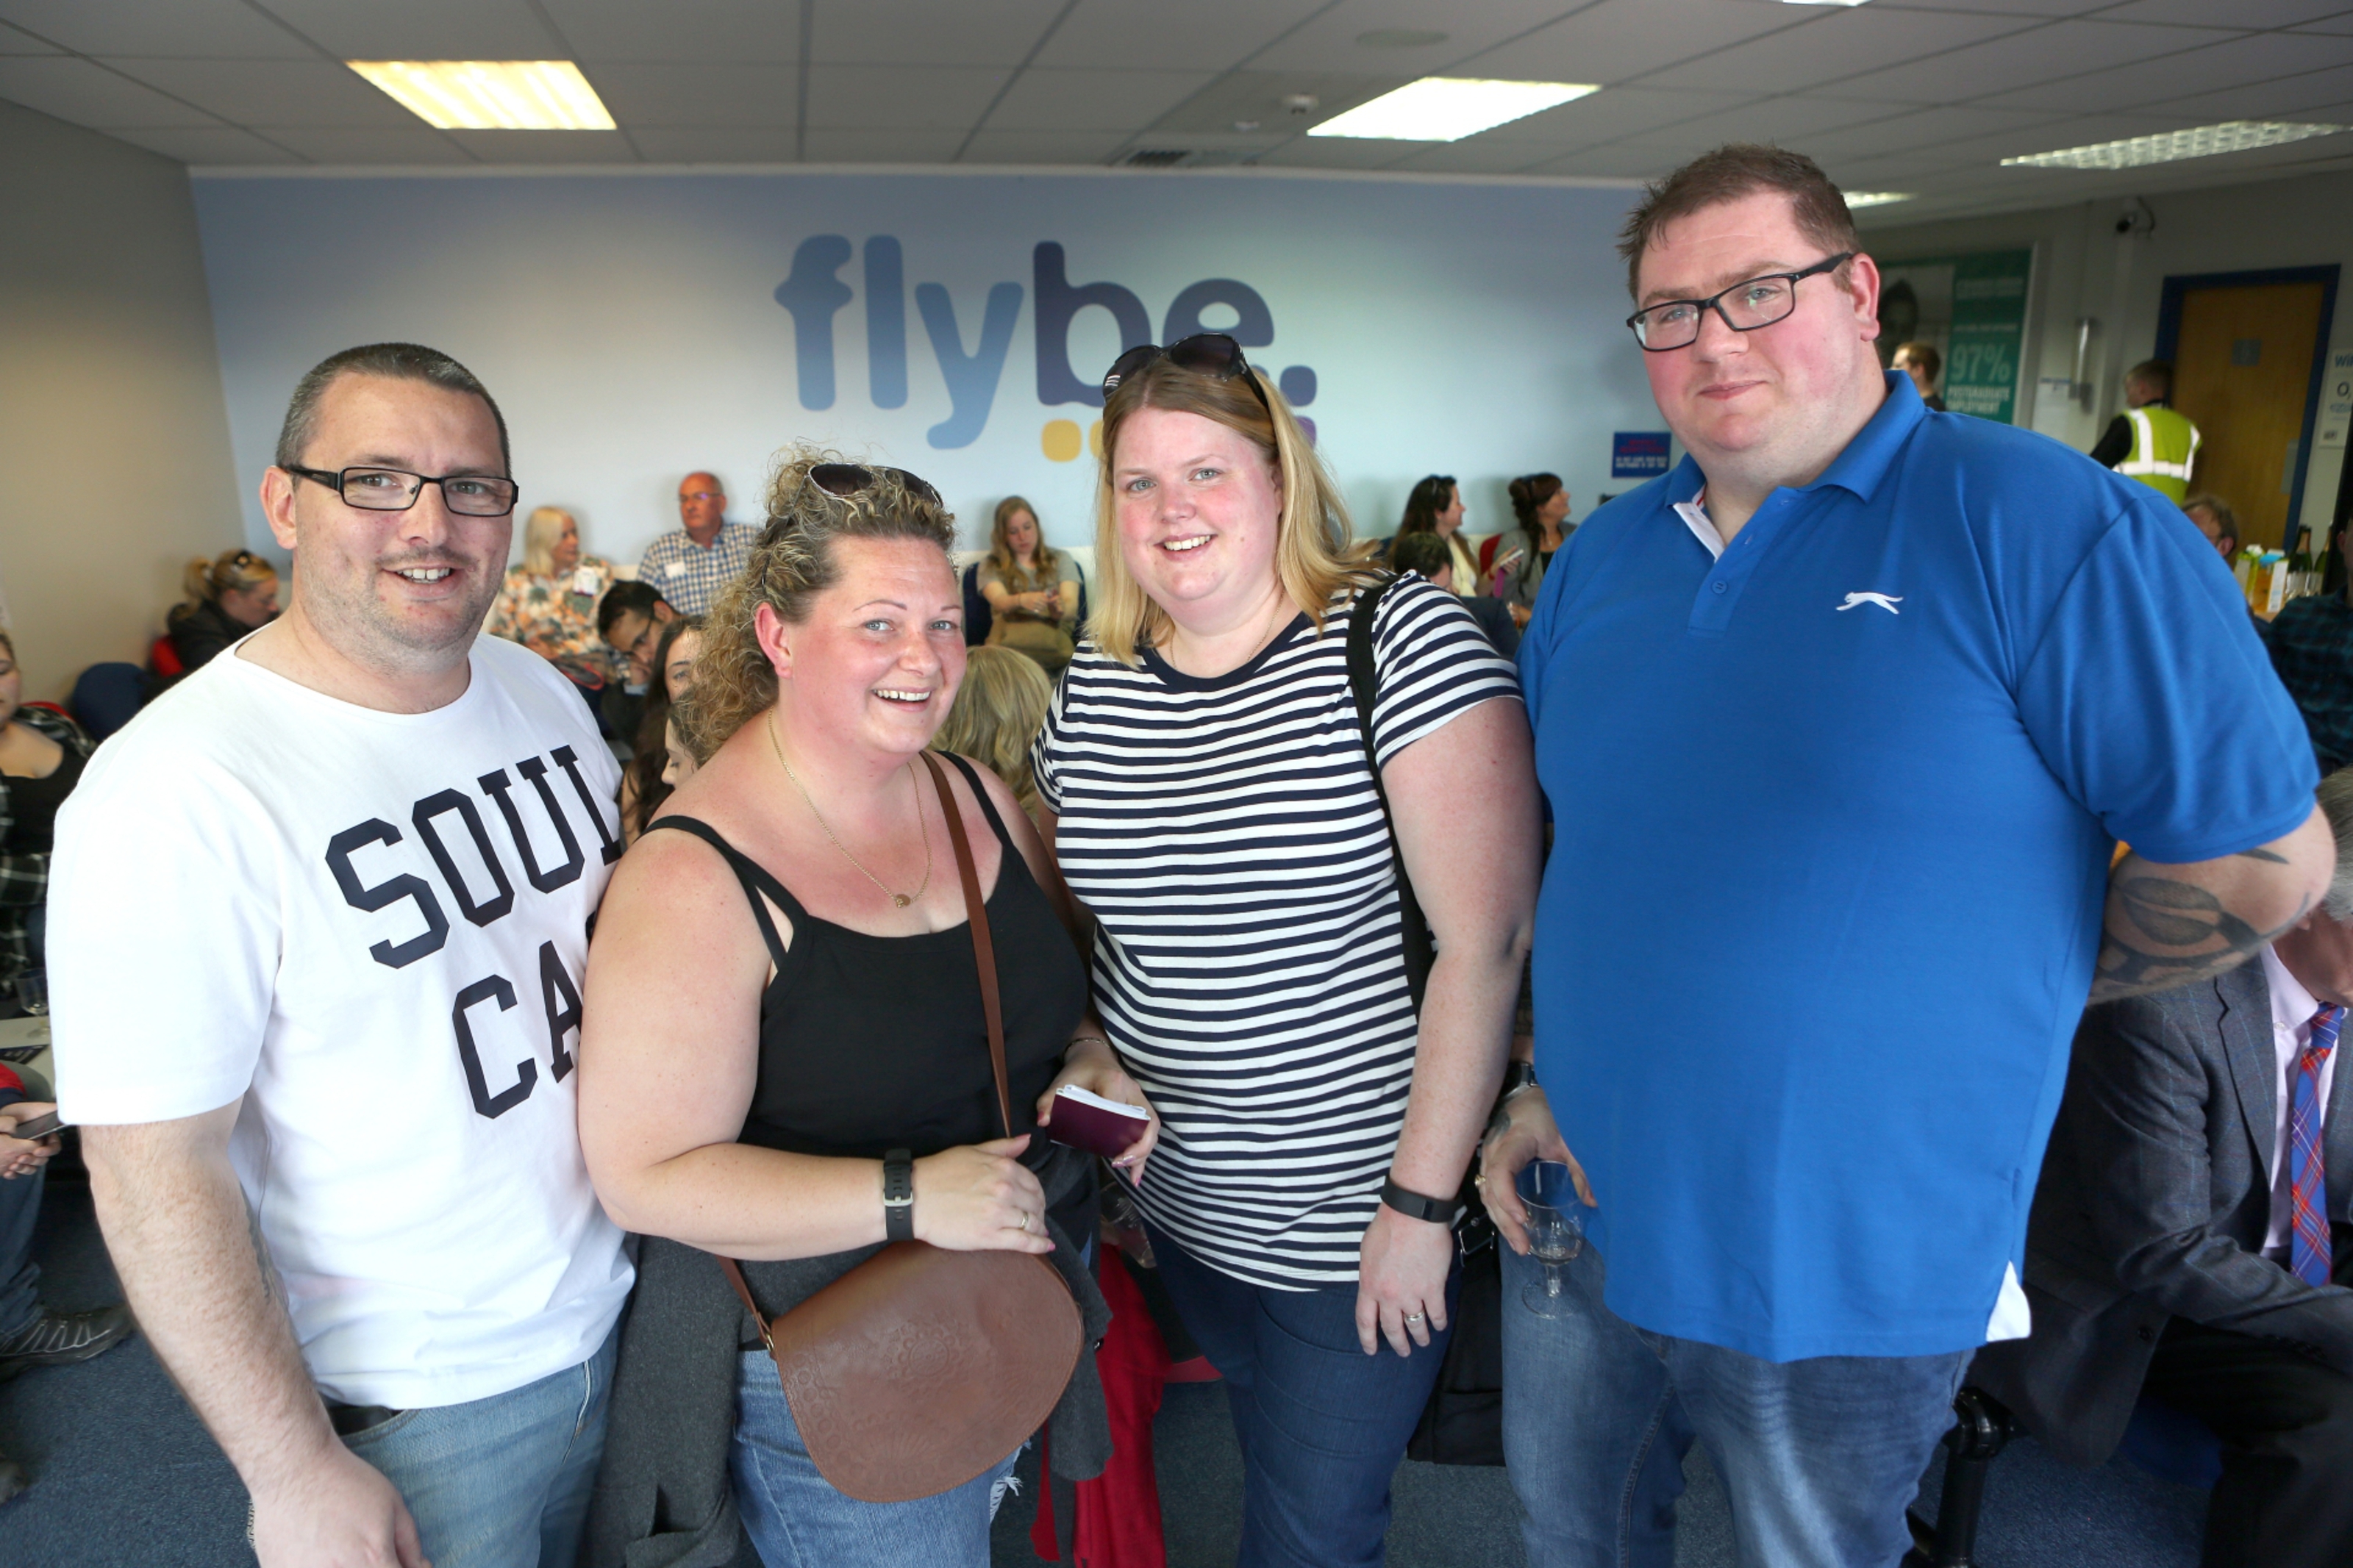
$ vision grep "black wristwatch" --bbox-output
[882,1149,915,1242]
[1380,1175,1463,1227]
[1499,1060,1539,1102]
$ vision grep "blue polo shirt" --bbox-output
[1520,373,2315,1361]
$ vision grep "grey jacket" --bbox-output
[1973,960,2353,1467]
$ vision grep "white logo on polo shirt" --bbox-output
[1836,593,1902,615]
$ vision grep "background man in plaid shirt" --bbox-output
[633,470,755,616]
[2271,552,2353,773]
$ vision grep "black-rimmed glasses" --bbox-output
[283,464,518,517]
[1626,252,1854,351]
[1101,332,1273,415]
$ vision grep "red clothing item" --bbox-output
[1031,1248,1170,1567]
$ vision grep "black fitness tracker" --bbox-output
[1498,1060,1539,1102]
[1380,1175,1463,1227]
[883,1148,915,1242]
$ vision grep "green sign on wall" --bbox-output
[1878,249,2035,424]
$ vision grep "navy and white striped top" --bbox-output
[1034,576,1521,1288]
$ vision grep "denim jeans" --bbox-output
[0,1165,43,1340]
[1501,1240,1968,1568]
[731,1349,1020,1567]
[1149,1226,1458,1568]
[343,1322,616,1568]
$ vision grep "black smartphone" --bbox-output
[8,1111,63,1141]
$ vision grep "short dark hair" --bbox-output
[598,579,669,640]
[2182,493,2238,547]
[2128,359,2172,400]
[1895,341,1941,382]
[275,342,510,473]
[1389,530,1452,583]
[1617,144,1858,301]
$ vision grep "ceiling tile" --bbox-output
[1899,111,2201,168]
[1254,135,1423,170]
[440,128,637,162]
[540,0,797,63]
[1976,30,2353,112]
[1824,18,2246,104]
[2294,15,2353,33]
[1515,145,1684,179]
[1646,7,2043,95]
[0,55,218,126]
[0,21,56,54]
[1144,70,1409,137]
[1792,103,2073,160]
[958,127,1132,164]
[1863,0,2143,15]
[802,126,968,161]
[1452,0,1819,87]
[1252,1,1575,74]
[104,123,304,163]
[1615,94,1912,149]
[1389,136,1584,175]
[2163,64,2353,121]
[1477,85,1760,148]
[0,0,313,59]
[627,124,801,162]
[1035,0,1330,71]
[815,0,1068,68]
[106,57,420,126]
[988,68,1217,132]
[2097,0,2353,24]
[254,0,563,60]
[263,123,472,162]
[804,63,1007,129]
[581,62,797,126]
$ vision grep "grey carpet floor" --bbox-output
[1,1178,2205,1567]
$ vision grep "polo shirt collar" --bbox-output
[1661,370,1923,560]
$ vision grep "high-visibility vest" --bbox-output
[2118,404,2200,502]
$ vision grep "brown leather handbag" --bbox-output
[718,751,1083,1504]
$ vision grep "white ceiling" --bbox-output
[7,0,2353,223]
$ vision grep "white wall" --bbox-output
[0,100,243,701]
[1863,168,2353,545]
[188,168,1658,571]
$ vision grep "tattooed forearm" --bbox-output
[2090,868,2313,1000]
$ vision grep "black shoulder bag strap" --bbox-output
[1347,573,1434,1012]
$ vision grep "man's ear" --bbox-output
[260,467,301,551]
[754,601,792,679]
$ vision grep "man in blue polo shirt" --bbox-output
[1480,143,2333,1568]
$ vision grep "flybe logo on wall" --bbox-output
[774,238,1319,455]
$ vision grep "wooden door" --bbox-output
[2172,282,2326,548]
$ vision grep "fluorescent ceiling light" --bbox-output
[1785,1,1871,7]
[2002,120,2340,171]
[347,60,614,131]
[1843,191,1912,208]
[1309,78,1597,142]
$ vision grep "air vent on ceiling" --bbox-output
[1118,147,1249,169]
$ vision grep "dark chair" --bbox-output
[68,662,147,742]
[963,562,992,647]
[1904,1384,2221,1567]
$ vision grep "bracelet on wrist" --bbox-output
[1380,1175,1463,1227]
[1067,1034,1112,1053]
[882,1149,915,1243]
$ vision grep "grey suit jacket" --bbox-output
[1973,959,2353,1468]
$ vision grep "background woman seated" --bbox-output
[487,505,621,689]
[977,495,1080,676]
[163,549,279,685]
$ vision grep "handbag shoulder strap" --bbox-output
[919,750,1013,1137]
[1346,574,1433,1012]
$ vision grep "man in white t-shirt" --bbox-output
[49,343,632,1568]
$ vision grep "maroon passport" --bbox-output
[1046,1084,1150,1160]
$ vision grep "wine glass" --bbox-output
[1515,1159,1584,1319]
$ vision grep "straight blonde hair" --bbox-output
[986,495,1061,591]
[1088,360,1370,666]
[932,645,1053,818]
[521,506,574,579]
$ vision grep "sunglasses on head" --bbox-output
[790,462,943,514]
[1101,333,1272,416]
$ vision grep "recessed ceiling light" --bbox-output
[346,60,615,131]
[1309,78,1598,142]
[1357,29,1449,48]
[2002,120,2341,171]
[1843,191,1912,207]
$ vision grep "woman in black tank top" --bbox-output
[576,456,1157,1568]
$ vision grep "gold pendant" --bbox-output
[892,893,912,909]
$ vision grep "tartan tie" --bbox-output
[2290,1003,2342,1288]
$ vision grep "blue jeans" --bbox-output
[731,1350,1019,1567]
[343,1323,616,1568]
[1501,1240,1967,1568]
[1149,1226,1457,1568]
[0,1165,43,1340]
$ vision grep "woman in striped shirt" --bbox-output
[1034,336,1540,1567]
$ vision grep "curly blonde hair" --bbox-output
[932,645,1053,818]
[1089,359,1371,666]
[677,448,957,758]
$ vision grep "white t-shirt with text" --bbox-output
[49,636,632,1408]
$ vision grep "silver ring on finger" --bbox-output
[1404,1311,1425,1324]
